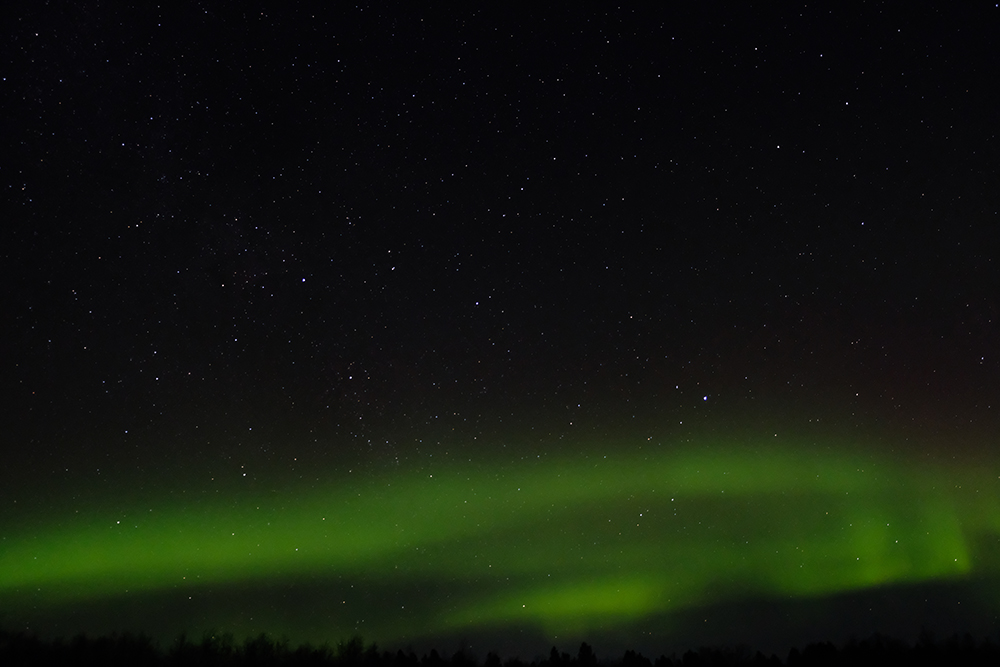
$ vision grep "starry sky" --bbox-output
[3,2,1000,658]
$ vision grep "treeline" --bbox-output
[1,629,999,667]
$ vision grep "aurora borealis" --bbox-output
[4,433,1000,651]
[4,1,1000,658]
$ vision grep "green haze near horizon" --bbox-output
[3,435,999,644]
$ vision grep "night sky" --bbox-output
[3,2,1000,658]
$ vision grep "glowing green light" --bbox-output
[2,437,998,643]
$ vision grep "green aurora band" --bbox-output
[3,437,1000,645]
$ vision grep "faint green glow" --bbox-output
[1,437,998,642]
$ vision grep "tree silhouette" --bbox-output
[6,627,1000,667]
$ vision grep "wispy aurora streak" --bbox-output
[3,438,1000,642]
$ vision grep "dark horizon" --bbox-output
[4,624,1000,667]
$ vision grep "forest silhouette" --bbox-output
[2,629,999,667]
